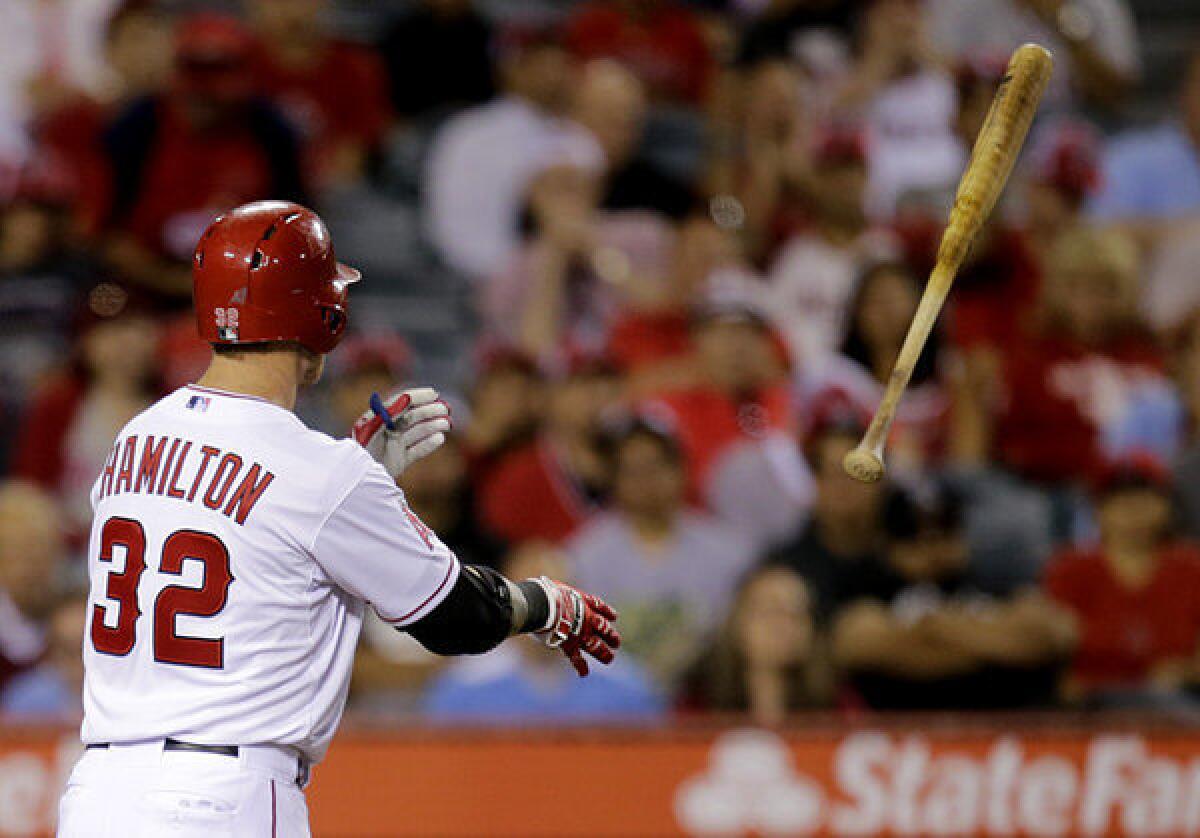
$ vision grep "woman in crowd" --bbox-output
[799,260,948,472]
[680,564,831,723]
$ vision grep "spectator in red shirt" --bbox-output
[1045,455,1200,705]
[248,0,392,187]
[13,283,161,540]
[478,354,620,545]
[606,215,739,390]
[565,0,715,106]
[1023,119,1103,268]
[648,292,813,548]
[982,227,1176,487]
[0,481,66,697]
[99,13,307,304]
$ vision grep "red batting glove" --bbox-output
[534,577,620,677]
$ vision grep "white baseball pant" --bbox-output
[57,740,311,837]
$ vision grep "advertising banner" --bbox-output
[3,722,1200,836]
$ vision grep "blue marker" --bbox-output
[369,392,396,431]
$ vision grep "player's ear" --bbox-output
[299,350,325,388]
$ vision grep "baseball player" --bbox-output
[57,201,620,837]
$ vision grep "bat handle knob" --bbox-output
[843,446,886,484]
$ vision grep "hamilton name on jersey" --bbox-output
[97,432,275,526]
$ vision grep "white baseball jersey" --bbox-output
[80,384,460,763]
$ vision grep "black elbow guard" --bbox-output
[405,565,513,656]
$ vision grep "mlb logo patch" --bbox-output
[186,395,211,412]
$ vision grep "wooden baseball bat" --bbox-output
[843,43,1053,483]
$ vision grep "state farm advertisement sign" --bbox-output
[4,722,1200,836]
[676,729,1200,837]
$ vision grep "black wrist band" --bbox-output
[514,579,551,634]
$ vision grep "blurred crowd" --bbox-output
[2,0,1200,728]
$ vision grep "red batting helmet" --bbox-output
[193,201,361,355]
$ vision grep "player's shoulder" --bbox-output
[290,425,378,481]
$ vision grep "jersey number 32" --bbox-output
[91,517,234,669]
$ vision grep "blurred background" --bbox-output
[2,0,1200,834]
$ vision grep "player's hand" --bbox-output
[534,577,620,677]
[352,388,452,479]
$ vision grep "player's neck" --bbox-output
[196,354,300,412]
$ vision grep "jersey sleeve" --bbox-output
[312,463,460,626]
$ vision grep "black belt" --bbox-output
[86,738,239,757]
[86,738,309,787]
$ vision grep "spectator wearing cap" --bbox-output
[766,127,902,365]
[98,13,307,303]
[563,0,715,106]
[573,59,695,220]
[645,292,814,548]
[833,479,1076,710]
[1024,120,1102,265]
[423,542,664,723]
[483,127,676,367]
[568,415,758,688]
[13,283,161,541]
[765,408,892,626]
[1091,49,1200,222]
[379,0,495,125]
[0,156,96,470]
[424,25,582,280]
[248,0,391,188]
[1,590,86,720]
[0,482,66,698]
[836,0,964,219]
[678,564,832,723]
[1044,454,1200,705]
[928,0,1140,112]
[975,227,1181,494]
[799,260,949,472]
[478,353,619,545]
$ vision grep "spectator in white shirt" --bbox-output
[928,0,1140,112]
[424,25,585,280]
[767,127,900,366]
[835,0,964,219]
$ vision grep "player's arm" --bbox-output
[325,394,621,677]
[405,565,620,677]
